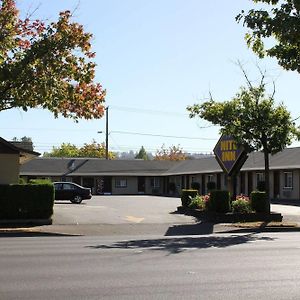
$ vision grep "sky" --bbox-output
[1,0,300,155]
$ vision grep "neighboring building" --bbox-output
[19,147,300,200]
[0,137,39,184]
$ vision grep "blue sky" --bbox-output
[2,0,300,155]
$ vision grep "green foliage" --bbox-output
[209,190,231,213]
[0,1,105,120]
[188,194,209,211]
[44,140,115,158]
[18,177,26,185]
[232,195,252,213]
[135,146,149,160]
[237,0,300,73]
[0,184,54,219]
[187,70,300,206]
[251,191,269,213]
[181,189,198,207]
[29,179,53,185]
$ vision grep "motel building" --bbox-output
[19,146,300,201]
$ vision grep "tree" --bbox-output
[236,0,300,72]
[187,72,300,210]
[79,140,116,159]
[135,146,149,160]
[12,136,32,143]
[44,140,116,159]
[0,1,106,120]
[154,144,187,161]
[44,142,79,157]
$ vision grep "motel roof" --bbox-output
[20,146,300,177]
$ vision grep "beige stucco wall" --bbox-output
[0,153,19,184]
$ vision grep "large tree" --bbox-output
[187,75,300,210]
[236,0,300,72]
[44,141,115,159]
[0,0,105,120]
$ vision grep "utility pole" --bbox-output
[105,106,109,160]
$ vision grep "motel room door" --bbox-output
[138,177,145,194]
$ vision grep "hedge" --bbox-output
[0,183,54,219]
[250,191,269,213]
[209,190,231,213]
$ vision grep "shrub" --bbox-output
[189,195,205,210]
[209,190,230,213]
[181,189,198,207]
[0,183,54,219]
[207,181,216,192]
[232,195,252,213]
[29,179,52,185]
[18,177,26,185]
[251,191,269,213]
[191,181,200,191]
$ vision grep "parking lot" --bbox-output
[21,195,300,236]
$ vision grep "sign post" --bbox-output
[213,135,248,199]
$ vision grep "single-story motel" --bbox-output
[1,136,299,200]
[18,146,300,200]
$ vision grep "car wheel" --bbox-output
[71,195,83,204]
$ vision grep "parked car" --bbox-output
[54,182,92,204]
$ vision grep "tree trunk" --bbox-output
[263,148,271,213]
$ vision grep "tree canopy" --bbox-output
[135,146,149,160]
[187,72,300,204]
[154,144,187,161]
[0,0,106,120]
[44,141,116,159]
[237,0,300,72]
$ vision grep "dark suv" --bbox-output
[54,182,92,204]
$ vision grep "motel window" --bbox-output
[151,177,160,188]
[284,172,293,189]
[256,173,265,184]
[208,175,214,182]
[115,178,127,188]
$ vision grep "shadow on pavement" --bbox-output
[86,233,275,254]
[165,222,214,236]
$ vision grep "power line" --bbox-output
[110,105,189,117]
[110,130,217,141]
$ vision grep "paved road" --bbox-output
[1,232,300,299]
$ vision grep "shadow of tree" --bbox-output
[86,234,275,254]
[165,222,214,236]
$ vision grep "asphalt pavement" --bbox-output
[1,196,300,236]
